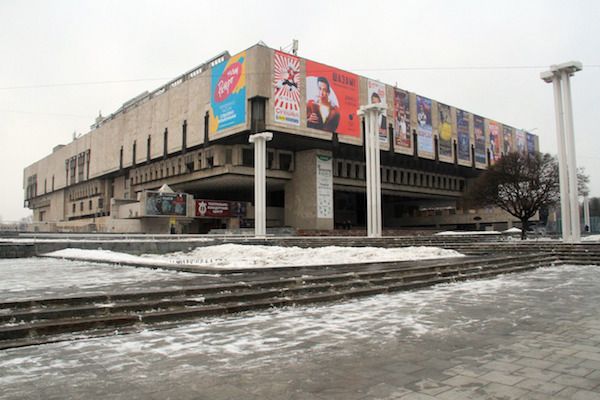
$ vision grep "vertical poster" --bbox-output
[474,115,487,167]
[456,109,471,166]
[367,79,388,145]
[416,95,433,158]
[488,121,501,165]
[526,132,536,153]
[502,125,513,155]
[316,155,333,219]
[306,60,359,137]
[515,129,527,153]
[393,88,411,153]
[273,51,301,126]
[209,51,246,134]
[438,103,453,162]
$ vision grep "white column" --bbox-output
[561,71,581,242]
[551,76,572,242]
[584,195,591,233]
[249,132,273,238]
[358,104,386,237]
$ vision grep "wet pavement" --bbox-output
[1,264,600,399]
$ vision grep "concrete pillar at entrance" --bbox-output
[285,149,334,231]
[249,132,272,238]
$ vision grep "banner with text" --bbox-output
[367,79,388,145]
[210,51,246,135]
[456,109,471,166]
[488,121,501,165]
[316,155,333,219]
[474,115,487,168]
[393,88,411,153]
[502,125,513,155]
[416,95,434,158]
[438,103,453,162]
[273,51,301,126]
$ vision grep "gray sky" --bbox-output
[1,0,599,221]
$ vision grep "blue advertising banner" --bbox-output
[457,109,470,165]
[474,115,486,167]
[416,95,433,157]
[210,51,246,134]
[526,132,536,154]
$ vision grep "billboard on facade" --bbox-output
[195,199,245,218]
[305,60,359,137]
[503,125,513,155]
[316,155,333,219]
[515,129,526,153]
[273,51,301,126]
[145,192,187,216]
[209,51,247,135]
[526,132,536,154]
[416,95,433,158]
[474,115,486,167]
[456,109,471,166]
[438,103,453,162]
[367,79,388,145]
[393,88,411,153]
[489,121,501,165]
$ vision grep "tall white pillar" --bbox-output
[358,103,386,237]
[584,195,591,233]
[561,71,581,241]
[249,132,273,238]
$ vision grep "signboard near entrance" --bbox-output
[316,155,333,219]
[195,200,245,218]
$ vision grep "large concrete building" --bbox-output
[23,43,538,234]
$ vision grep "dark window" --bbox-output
[52,175,55,191]
[89,200,93,210]
[132,141,137,166]
[206,157,214,168]
[119,146,123,169]
[44,178,47,194]
[346,164,352,178]
[182,120,187,152]
[147,135,151,161]
[267,151,274,169]
[251,97,266,133]
[163,128,168,159]
[186,161,194,172]
[204,112,209,144]
[279,153,292,171]
[337,161,343,177]
[80,201,83,212]
[98,197,104,209]
[242,148,254,166]
[225,148,233,164]
[72,203,76,213]
[78,154,85,182]
[356,164,361,179]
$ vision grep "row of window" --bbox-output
[68,183,101,201]
[333,160,465,192]
[70,197,104,214]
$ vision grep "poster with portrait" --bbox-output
[209,51,246,135]
[474,115,487,168]
[488,121,501,165]
[526,132,536,154]
[437,103,453,162]
[416,95,433,159]
[393,88,411,154]
[273,51,301,126]
[515,129,526,153]
[305,60,359,137]
[367,79,388,145]
[456,109,471,166]
[502,125,514,155]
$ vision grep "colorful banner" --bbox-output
[195,199,245,218]
[273,51,300,126]
[474,115,486,166]
[316,155,333,219]
[210,52,246,134]
[416,96,433,157]
[488,121,501,164]
[393,88,411,151]
[502,125,513,155]
[146,192,187,216]
[456,109,471,164]
[438,103,452,161]
[306,60,359,137]
[526,132,536,154]
[515,129,526,153]
[367,79,388,144]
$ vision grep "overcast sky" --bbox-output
[1,0,599,221]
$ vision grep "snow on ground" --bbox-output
[582,234,600,241]
[435,230,501,235]
[0,258,199,302]
[503,227,521,233]
[45,244,464,270]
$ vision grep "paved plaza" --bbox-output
[1,263,600,399]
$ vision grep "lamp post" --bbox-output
[249,132,273,238]
[358,103,386,237]
[541,61,582,242]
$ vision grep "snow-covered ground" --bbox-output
[435,230,502,235]
[44,244,464,270]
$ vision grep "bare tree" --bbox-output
[467,152,559,239]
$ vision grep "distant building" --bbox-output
[23,43,538,233]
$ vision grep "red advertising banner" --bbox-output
[195,200,245,218]
[305,60,359,137]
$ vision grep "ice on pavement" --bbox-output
[45,244,464,269]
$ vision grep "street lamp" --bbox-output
[541,61,582,242]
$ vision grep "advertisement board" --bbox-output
[515,129,527,153]
[367,79,388,144]
[526,132,536,154]
[502,125,513,155]
[393,88,411,153]
[145,192,187,216]
[195,200,245,218]
[273,51,301,126]
[305,60,359,137]
[316,155,333,219]
[416,95,433,158]
[210,51,246,135]
[438,103,453,162]
[474,115,487,167]
[488,121,501,165]
[456,109,471,166]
